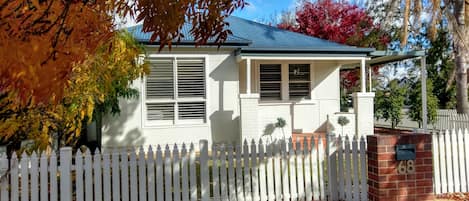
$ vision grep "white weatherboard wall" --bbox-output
[102,48,241,148]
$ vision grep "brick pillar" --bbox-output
[367,134,434,201]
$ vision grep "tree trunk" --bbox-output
[454,0,469,114]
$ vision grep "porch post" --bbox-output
[421,56,428,133]
[368,64,372,92]
[361,58,366,92]
[246,58,251,94]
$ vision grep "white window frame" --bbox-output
[142,54,209,127]
[257,61,314,102]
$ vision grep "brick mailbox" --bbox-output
[367,134,434,201]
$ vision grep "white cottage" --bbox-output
[100,16,379,148]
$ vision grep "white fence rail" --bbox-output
[433,129,469,194]
[0,136,367,201]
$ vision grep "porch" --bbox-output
[236,55,375,141]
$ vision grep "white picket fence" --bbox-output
[432,129,469,194]
[0,136,367,201]
[434,110,469,130]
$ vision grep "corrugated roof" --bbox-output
[127,16,374,54]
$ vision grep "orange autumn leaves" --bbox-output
[1,0,246,106]
[0,0,246,149]
[0,0,114,105]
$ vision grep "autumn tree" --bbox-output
[0,31,148,151]
[0,0,246,106]
[0,0,246,150]
[278,0,390,49]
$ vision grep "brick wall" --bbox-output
[367,134,434,201]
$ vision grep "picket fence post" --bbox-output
[60,147,73,201]
[0,153,8,201]
[199,140,209,201]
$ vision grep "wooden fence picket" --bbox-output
[30,152,39,201]
[258,140,267,201]
[318,136,326,201]
[352,137,360,201]
[164,145,173,201]
[311,137,320,200]
[181,144,189,201]
[147,146,156,201]
[48,150,58,201]
[121,148,130,201]
[440,131,448,193]
[243,140,252,201]
[226,145,236,201]
[93,150,103,201]
[10,153,18,201]
[188,143,197,201]
[76,150,84,201]
[139,147,147,201]
[112,149,121,201]
[296,139,305,201]
[235,144,244,201]
[102,151,111,201]
[20,152,29,201]
[458,129,467,192]
[212,144,220,201]
[451,129,461,192]
[156,145,164,201]
[433,132,442,194]
[39,152,47,201]
[273,141,282,201]
[220,145,229,201]
[281,139,290,200]
[84,149,93,201]
[129,149,138,201]
[265,142,275,201]
[173,145,181,201]
[288,139,297,200]
[0,154,8,201]
[462,128,469,192]
[359,137,368,201]
[303,137,313,201]
[199,140,210,201]
[344,137,353,201]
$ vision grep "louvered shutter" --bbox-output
[177,58,205,98]
[146,103,174,121]
[289,64,311,99]
[260,64,282,100]
[146,59,174,99]
[178,102,206,120]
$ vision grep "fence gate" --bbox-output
[0,136,368,201]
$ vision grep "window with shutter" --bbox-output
[144,57,206,126]
[289,64,311,99]
[260,64,282,100]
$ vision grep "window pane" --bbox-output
[289,64,310,99]
[260,64,281,100]
[177,58,205,98]
[147,103,174,120]
[289,64,310,81]
[146,59,174,99]
[178,102,206,120]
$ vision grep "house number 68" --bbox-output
[397,160,415,174]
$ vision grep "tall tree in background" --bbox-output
[384,0,469,113]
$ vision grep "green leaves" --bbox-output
[375,79,407,129]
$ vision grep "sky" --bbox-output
[232,0,297,23]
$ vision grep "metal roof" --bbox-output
[369,50,426,66]
[127,16,375,55]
